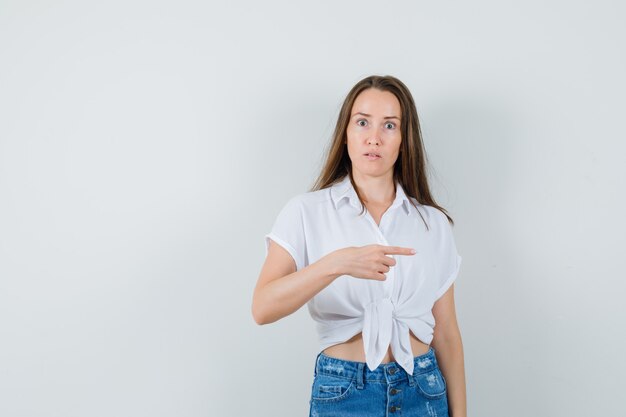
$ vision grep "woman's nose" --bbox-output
[367,131,381,145]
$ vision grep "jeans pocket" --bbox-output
[414,367,447,400]
[311,373,356,403]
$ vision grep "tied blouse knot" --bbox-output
[264,175,462,376]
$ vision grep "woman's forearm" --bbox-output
[252,257,340,325]
[433,336,467,417]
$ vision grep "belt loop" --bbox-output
[313,351,322,378]
[407,368,416,387]
[356,362,365,389]
[407,357,416,387]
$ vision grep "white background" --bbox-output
[1,1,624,416]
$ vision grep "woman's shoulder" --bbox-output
[407,197,438,217]
[406,198,453,230]
[284,187,333,210]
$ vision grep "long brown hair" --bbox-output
[309,75,455,229]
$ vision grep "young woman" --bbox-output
[252,75,466,417]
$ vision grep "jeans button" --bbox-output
[390,388,399,395]
[388,368,397,374]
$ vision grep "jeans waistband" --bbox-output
[313,346,438,385]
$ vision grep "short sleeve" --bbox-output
[433,212,463,301]
[264,196,307,271]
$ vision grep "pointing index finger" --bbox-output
[383,246,417,255]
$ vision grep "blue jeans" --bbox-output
[308,346,449,417]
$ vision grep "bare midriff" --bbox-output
[322,330,430,363]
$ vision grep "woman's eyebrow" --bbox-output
[352,112,400,120]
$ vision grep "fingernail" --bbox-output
[410,249,416,254]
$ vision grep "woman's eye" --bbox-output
[385,122,396,129]
[357,119,367,127]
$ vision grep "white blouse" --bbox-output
[264,175,462,376]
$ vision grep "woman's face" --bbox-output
[346,88,402,179]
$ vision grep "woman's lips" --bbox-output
[364,153,381,160]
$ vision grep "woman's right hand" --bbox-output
[322,244,417,281]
